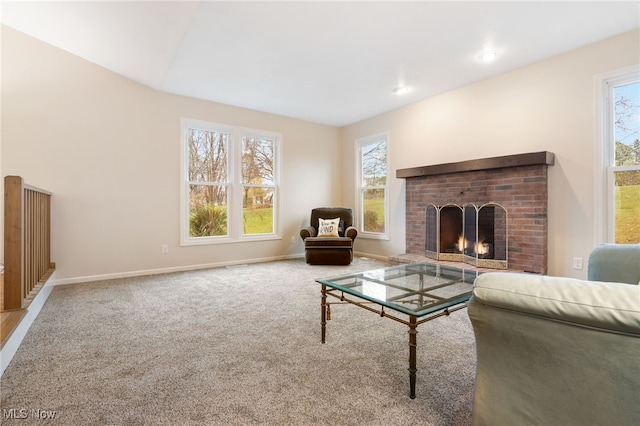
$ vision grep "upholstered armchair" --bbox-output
[300,207,358,265]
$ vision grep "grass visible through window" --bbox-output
[615,184,640,244]
[364,196,385,233]
[243,207,273,234]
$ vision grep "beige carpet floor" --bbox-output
[0,258,476,425]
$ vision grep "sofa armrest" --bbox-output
[300,226,316,240]
[472,272,640,334]
[345,226,358,241]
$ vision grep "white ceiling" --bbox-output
[2,1,639,127]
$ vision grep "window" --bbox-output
[240,133,277,235]
[180,119,280,245]
[599,70,640,244]
[356,133,389,239]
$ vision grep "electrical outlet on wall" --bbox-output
[572,257,583,270]
[161,244,169,254]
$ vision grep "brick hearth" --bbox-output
[395,152,554,274]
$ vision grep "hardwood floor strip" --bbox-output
[1,309,27,349]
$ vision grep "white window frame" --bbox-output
[595,66,640,244]
[355,132,389,240]
[180,118,282,246]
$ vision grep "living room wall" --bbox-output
[2,26,639,282]
[341,29,640,278]
[1,25,342,282]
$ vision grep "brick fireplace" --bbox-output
[395,152,554,274]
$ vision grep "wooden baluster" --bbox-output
[4,176,24,310]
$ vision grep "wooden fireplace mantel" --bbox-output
[396,151,555,179]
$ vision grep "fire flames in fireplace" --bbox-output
[425,202,508,269]
[456,237,490,257]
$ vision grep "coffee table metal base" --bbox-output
[320,284,467,399]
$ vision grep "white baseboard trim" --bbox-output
[53,251,390,286]
[53,253,305,286]
[1,271,57,377]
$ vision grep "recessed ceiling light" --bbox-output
[478,50,499,63]
[392,86,410,95]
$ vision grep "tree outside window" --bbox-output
[611,79,640,244]
[188,128,229,237]
[181,119,280,245]
[358,134,388,237]
[241,136,276,235]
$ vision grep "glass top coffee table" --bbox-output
[316,262,480,399]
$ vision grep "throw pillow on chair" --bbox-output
[318,218,340,237]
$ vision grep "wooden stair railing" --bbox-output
[3,175,55,312]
